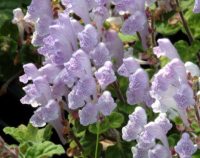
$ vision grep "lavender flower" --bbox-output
[30,99,60,127]
[91,6,109,30]
[121,11,147,35]
[95,61,116,89]
[117,57,140,77]
[150,58,194,126]
[61,0,90,23]
[126,68,150,105]
[153,38,180,60]
[66,49,92,78]
[131,146,149,158]
[122,107,147,141]
[19,63,39,84]
[175,133,197,158]
[148,144,171,158]
[113,0,145,14]
[97,91,117,116]
[24,0,53,23]
[90,42,111,67]
[78,24,98,53]
[193,0,200,13]
[103,30,124,69]
[185,61,200,77]
[79,103,98,126]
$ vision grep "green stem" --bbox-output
[175,0,194,44]
[95,122,100,158]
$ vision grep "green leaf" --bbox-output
[155,12,181,36]
[184,9,200,38]
[105,142,133,158]
[19,44,39,64]
[80,132,101,157]
[108,112,124,128]
[167,134,180,147]
[3,124,52,143]
[172,116,183,125]
[117,101,135,115]
[0,36,17,54]
[89,118,110,134]
[118,32,137,42]
[192,149,200,158]
[24,141,65,158]
[159,56,170,67]
[174,40,200,62]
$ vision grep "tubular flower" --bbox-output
[175,133,197,158]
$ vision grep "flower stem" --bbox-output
[95,122,100,158]
[175,0,194,44]
[112,81,126,104]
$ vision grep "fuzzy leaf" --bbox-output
[3,124,52,143]
[24,141,65,158]
[108,112,124,128]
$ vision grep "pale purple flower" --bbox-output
[78,24,98,53]
[173,84,195,109]
[91,6,109,30]
[68,89,86,110]
[39,64,61,83]
[19,63,39,84]
[32,15,53,46]
[24,0,53,23]
[20,76,52,107]
[185,61,200,77]
[138,122,170,149]
[154,113,172,135]
[113,0,145,14]
[97,91,116,116]
[61,0,90,23]
[122,107,147,141]
[74,76,97,98]
[122,121,143,142]
[175,133,197,158]
[30,99,60,127]
[103,30,124,69]
[79,103,98,126]
[193,0,200,13]
[95,0,108,5]
[12,8,24,24]
[117,57,140,77]
[121,11,147,35]
[38,14,78,64]
[66,49,92,78]
[131,146,148,158]
[153,38,180,60]
[126,68,149,105]
[148,144,171,158]
[150,59,194,126]
[90,42,111,67]
[95,61,116,89]
[12,8,26,42]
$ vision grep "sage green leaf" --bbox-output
[89,118,110,134]
[155,12,182,36]
[183,10,200,38]
[174,40,200,62]
[24,141,65,158]
[105,142,133,158]
[3,124,52,143]
[118,32,137,42]
[0,36,17,54]
[168,134,180,147]
[108,112,124,128]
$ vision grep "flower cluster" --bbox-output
[122,107,172,158]
[12,0,200,157]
